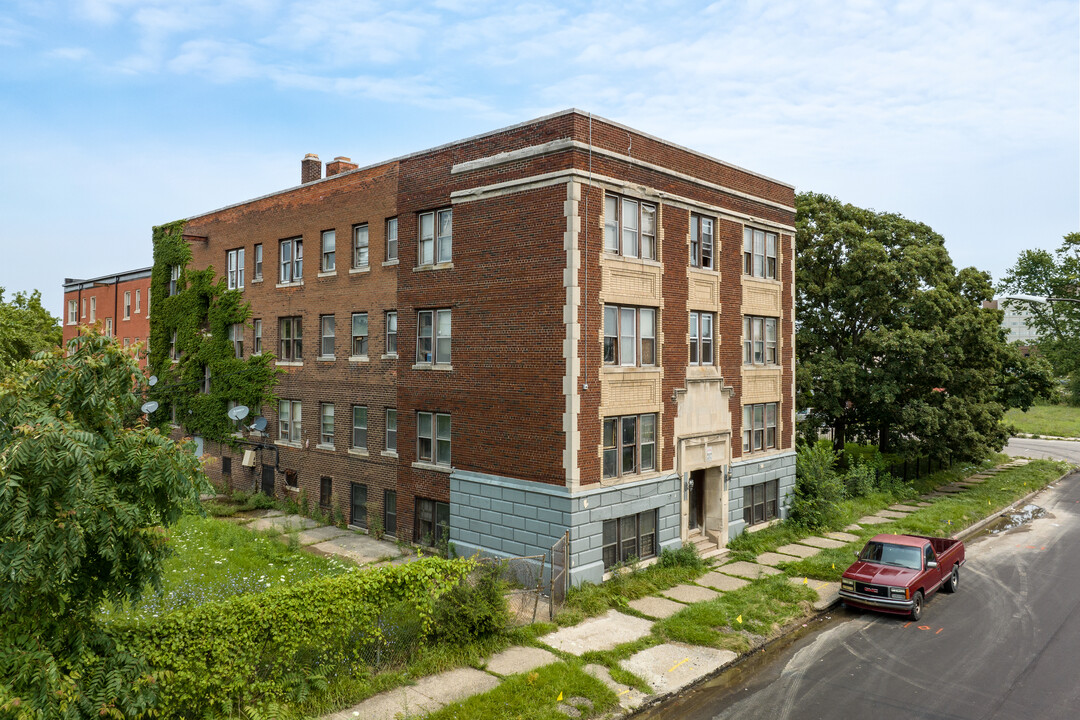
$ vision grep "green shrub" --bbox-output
[842,461,877,498]
[658,543,707,571]
[431,562,509,646]
[789,440,846,530]
[110,557,475,718]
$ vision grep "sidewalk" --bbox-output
[322,458,1034,720]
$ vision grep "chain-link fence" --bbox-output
[477,555,548,626]
[549,531,569,620]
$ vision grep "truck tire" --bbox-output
[944,564,959,593]
[910,591,924,621]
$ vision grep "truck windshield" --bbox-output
[859,542,921,570]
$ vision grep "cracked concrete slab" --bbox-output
[844,523,863,531]
[875,510,910,519]
[799,536,846,550]
[755,551,800,567]
[855,516,890,525]
[326,667,498,720]
[717,561,782,579]
[775,543,820,559]
[541,610,654,656]
[888,504,920,512]
[628,596,685,619]
[583,664,647,710]
[697,572,749,591]
[309,532,403,565]
[620,643,736,696]
[789,577,841,610]
[825,531,860,543]
[485,646,558,676]
[662,584,720,604]
[296,525,352,546]
[247,514,321,532]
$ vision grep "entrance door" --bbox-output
[689,469,705,531]
[260,465,275,495]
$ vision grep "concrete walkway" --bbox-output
[234,511,408,567]
[319,458,1030,719]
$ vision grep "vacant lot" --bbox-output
[1005,404,1080,438]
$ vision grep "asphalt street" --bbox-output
[638,440,1080,720]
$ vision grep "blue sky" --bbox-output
[1,0,1077,316]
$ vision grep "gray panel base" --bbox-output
[727,451,796,540]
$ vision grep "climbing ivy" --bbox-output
[148,220,278,442]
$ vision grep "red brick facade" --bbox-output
[165,110,796,547]
[63,268,153,366]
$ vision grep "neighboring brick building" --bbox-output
[166,110,796,585]
[62,267,153,365]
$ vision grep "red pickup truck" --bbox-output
[839,534,965,621]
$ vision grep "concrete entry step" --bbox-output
[687,530,728,562]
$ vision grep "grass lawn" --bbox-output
[1005,404,1080,438]
[107,514,353,618]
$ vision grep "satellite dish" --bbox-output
[227,405,250,421]
[250,416,268,432]
[141,400,159,414]
[148,375,158,386]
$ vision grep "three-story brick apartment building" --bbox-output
[63,267,153,366]
[164,110,796,585]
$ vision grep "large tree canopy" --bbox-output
[0,288,61,372]
[997,232,1080,382]
[796,192,1052,462]
[0,330,210,718]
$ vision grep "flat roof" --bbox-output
[64,266,153,291]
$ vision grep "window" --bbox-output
[351,483,368,528]
[417,411,451,465]
[385,408,397,452]
[145,289,150,318]
[743,316,778,365]
[320,314,335,357]
[104,318,112,337]
[253,319,262,354]
[602,511,657,569]
[285,469,298,488]
[351,312,368,356]
[279,316,302,361]
[253,244,263,280]
[222,456,231,475]
[384,489,397,536]
[123,337,130,347]
[229,323,244,358]
[743,227,778,279]
[67,300,77,324]
[278,400,301,443]
[386,217,398,260]
[352,224,368,268]
[742,402,778,453]
[351,406,367,450]
[81,298,86,319]
[89,297,96,322]
[280,238,303,283]
[416,309,451,364]
[604,194,656,260]
[690,214,714,269]
[603,305,656,366]
[321,230,335,271]
[419,208,452,265]
[123,291,131,319]
[689,312,714,366]
[743,479,779,527]
[227,248,245,289]
[385,311,397,355]
[602,413,656,478]
[169,330,178,361]
[168,266,180,296]
[320,476,332,510]
[415,498,449,546]
[135,289,141,313]
[320,403,334,446]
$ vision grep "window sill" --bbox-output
[276,280,304,289]
[600,468,663,485]
[318,270,337,277]
[286,485,300,493]
[316,443,336,452]
[349,355,370,363]
[251,277,263,284]
[317,356,336,362]
[412,362,453,371]
[412,461,452,474]
[349,266,370,274]
[602,252,661,267]
[381,450,399,458]
[742,363,781,370]
[276,361,303,367]
[348,448,370,458]
[688,265,719,275]
[276,440,301,449]
[745,518,781,533]
[382,258,400,267]
[413,261,454,272]
[381,353,398,360]
[602,365,660,374]
[742,275,781,285]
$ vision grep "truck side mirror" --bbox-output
[854,551,860,561]
[926,560,938,569]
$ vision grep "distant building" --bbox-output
[62,268,152,365]
[983,298,1039,352]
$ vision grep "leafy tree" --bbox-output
[796,192,1048,463]
[0,329,210,718]
[997,232,1080,401]
[0,288,62,372]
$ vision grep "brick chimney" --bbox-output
[325,156,359,177]
[301,153,322,184]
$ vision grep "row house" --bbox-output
[62,267,153,366]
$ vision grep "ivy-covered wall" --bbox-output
[148,220,278,443]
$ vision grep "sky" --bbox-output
[1,0,1077,317]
